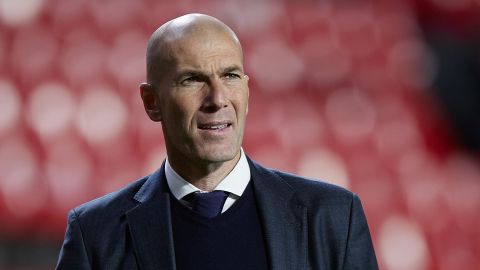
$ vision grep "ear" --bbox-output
[139,82,162,122]
[244,74,250,115]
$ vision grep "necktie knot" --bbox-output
[186,190,229,218]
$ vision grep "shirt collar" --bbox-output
[165,148,251,200]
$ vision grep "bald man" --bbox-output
[56,14,378,270]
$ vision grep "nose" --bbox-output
[201,78,228,112]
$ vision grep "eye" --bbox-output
[180,76,202,85]
[224,73,241,80]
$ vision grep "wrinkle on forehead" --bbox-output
[146,14,243,85]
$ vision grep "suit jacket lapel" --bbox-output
[124,158,308,270]
[249,158,308,270]
[126,164,176,270]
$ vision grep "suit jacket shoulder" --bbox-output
[270,169,354,202]
[250,159,356,212]
[72,175,148,221]
[248,159,378,270]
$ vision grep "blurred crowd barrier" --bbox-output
[0,0,479,269]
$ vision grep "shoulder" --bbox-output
[271,169,355,202]
[249,157,357,209]
[70,175,149,222]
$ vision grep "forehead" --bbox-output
[166,31,243,71]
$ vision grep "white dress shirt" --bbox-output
[165,149,251,213]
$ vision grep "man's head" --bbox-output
[140,14,249,178]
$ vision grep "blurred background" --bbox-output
[1,0,479,269]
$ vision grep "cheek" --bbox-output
[167,96,200,123]
[234,89,249,115]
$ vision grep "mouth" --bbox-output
[198,122,232,131]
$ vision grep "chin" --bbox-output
[197,145,240,163]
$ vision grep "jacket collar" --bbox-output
[126,162,176,270]
[248,157,308,270]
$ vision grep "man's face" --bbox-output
[152,31,249,167]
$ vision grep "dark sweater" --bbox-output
[170,182,269,270]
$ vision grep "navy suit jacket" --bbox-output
[56,158,378,270]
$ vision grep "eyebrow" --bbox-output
[177,70,201,77]
[221,65,244,74]
[173,70,204,83]
[176,65,244,78]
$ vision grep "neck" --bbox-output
[168,152,241,191]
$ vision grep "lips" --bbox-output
[198,122,232,130]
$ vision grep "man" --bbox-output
[56,13,378,270]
